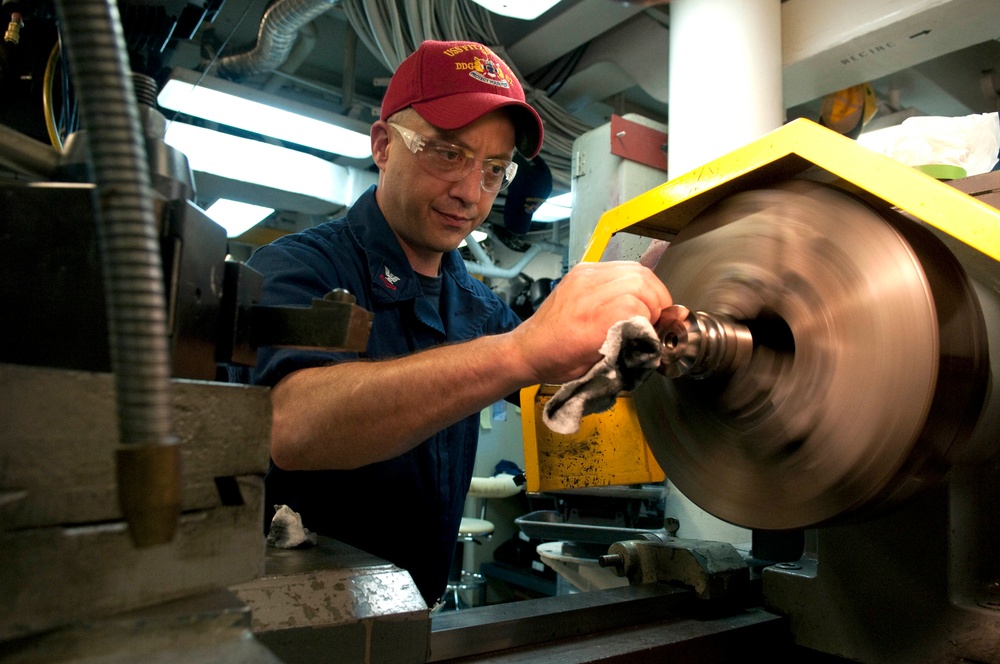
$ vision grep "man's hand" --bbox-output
[509,261,677,385]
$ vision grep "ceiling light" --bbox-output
[164,122,378,216]
[164,122,372,203]
[158,68,372,159]
[469,0,563,20]
[164,122,348,200]
[532,192,572,222]
[205,199,274,237]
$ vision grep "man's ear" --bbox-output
[371,122,391,170]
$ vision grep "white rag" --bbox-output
[266,504,318,549]
[541,316,662,435]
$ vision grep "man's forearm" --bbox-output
[269,331,535,471]
[269,261,678,472]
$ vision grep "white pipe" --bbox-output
[464,237,564,280]
[664,0,783,546]
[468,474,522,499]
[464,233,494,268]
[667,0,783,179]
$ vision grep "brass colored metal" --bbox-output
[116,442,182,547]
[5,13,23,44]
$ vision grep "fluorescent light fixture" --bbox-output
[470,0,562,19]
[164,121,379,216]
[158,68,372,159]
[459,230,489,248]
[166,122,341,200]
[205,198,274,237]
[532,192,572,222]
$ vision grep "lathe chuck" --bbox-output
[635,180,989,530]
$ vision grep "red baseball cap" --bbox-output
[380,40,544,158]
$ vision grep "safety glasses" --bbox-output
[388,123,518,193]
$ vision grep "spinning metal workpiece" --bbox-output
[636,180,989,529]
[523,119,999,530]
[656,308,753,379]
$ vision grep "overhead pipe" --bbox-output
[213,0,339,80]
[464,233,566,280]
[54,0,179,547]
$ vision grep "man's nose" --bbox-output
[449,165,484,203]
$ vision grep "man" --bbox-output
[245,39,675,606]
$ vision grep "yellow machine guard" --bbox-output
[520,384,665,492]
[521,117,1000,493]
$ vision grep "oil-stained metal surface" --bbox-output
[0,590,283,664]
[1,363,272,641]
[1,476,266,641]
[235,537,426,629]
[521,384,664,493]
[231,537,429,664]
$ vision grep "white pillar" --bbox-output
[667,0,784,180]
[663,0,782,546]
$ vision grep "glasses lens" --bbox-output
[423,144,471,179]
[480,160,505,192]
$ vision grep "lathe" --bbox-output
[518,117,1000,663]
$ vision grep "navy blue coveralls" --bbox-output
[241,187,521,605]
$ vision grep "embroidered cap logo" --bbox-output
[470,56,510,89]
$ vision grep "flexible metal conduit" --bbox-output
[215,0,340,79]
[54,0,179,547]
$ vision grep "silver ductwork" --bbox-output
[214,0,340,79]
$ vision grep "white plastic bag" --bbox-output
[858,112,1000,176]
